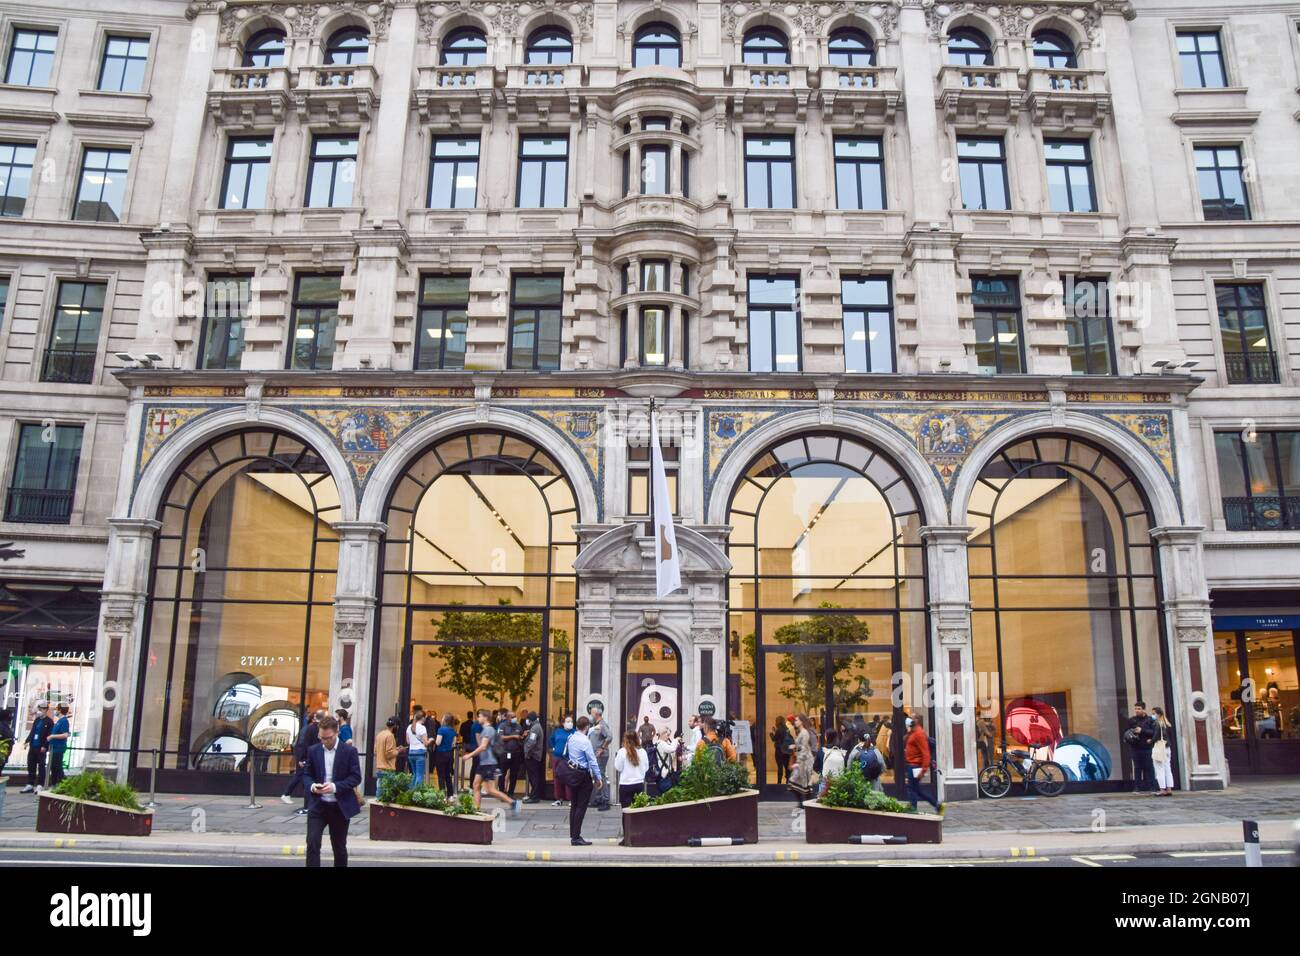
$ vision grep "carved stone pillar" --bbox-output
[331,521,385,751]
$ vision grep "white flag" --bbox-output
[650,409,681,598]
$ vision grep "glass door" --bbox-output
[1215,628,1300,774]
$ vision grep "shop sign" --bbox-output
[1214,615,1300,631]
[697,699,716,718]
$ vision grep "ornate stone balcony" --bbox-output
[413,65,496,124]
[815,66,902,122]
[291,64,379,124]
[206,66,292,127]
[1026,68,1112,128]
[501,63,586,121]
[936,65,1025,124]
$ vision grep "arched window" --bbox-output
[1032,29,1077,69]
[966,435,1171,791]
[374,430,579,765]
[725,432,928,794]
[242,28,286,68]
[441,27,488,66]
[525,27,573,65]
[947,27,993,66]
[325,27,370,65]
[633,22,682,67]
[134,429,341,782]
[828,27,875,67]
[742,26,790,65]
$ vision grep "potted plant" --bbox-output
[621,755,760,847]
[37,771,153,837]
[368,772,496,845]
[802,762,943,844]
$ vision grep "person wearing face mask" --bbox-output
[521,709,546,803]
[550,714,576,807]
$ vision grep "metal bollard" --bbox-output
[246,748,263,809]
[1243,819,1261,867]
[145,749,159,808]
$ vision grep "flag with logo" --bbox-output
[650,408,681,598]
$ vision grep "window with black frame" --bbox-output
[1044,139,1096,213]
[1216,283,1277,384]
[640,143,670,195]
[509,274,563,370]
[638,305,669,366]
[1063,276,1115,375]
[1195,146,1250,221]
[958,137,1009,211]
[73,148,130,222]
[98,35,148,92]
[305,135,357,208]
[628,441,679,515]
[971,275,1025,374]
[525,27,573,64]
[5,29,57,86]
[0,141,35,217]
[42,281,104,384]
[517,135,568,207]
[1214,430,1300,532]
[220,137,272,210]
[199,274,251,370]
[428,136,479,208]
[1031,30,1076,69]
[5,423,82,524]
[415,275,470,370]
[633,22,681,67]
[1177,29,1227,88]
[325,27,370,65]
[828,28,875,67]
[744,135,795,208]
[242,28,285,67]
[441,27,487,66]
[948,27,993,66]
[742,27,789,65]
[748,275,801,372]
[841,276,895,373]
[288,274,340,370]
[834,136,885,210]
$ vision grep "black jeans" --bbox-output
[306,802,350,868]
[525,756,545,800]
[569,775,594,840]
[501,752,522,797]
[49,750,65,787]
[27,746,46,787]
[772,747,787,783]
[588,754,610,808]
[1132,748,1155,792]
[433,751,454,794]
[618,782,645,806]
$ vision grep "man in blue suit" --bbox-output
[302,715,361,867]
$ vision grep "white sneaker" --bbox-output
[512,800,523,818]
[280,794,293,805]
[19,785,33,794]
[34,786,43,793]
[551,799,562,807]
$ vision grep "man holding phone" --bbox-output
[302,715,362,867]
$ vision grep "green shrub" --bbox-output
[445,791,477,816]
[376,771,413,805]
[818,760,915,814]
[51,771,144,812]
[629,791,651,809]
[643,750,753,807]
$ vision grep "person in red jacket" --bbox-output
[904,715,941,813]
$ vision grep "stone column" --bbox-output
[162,5,221,225]
[669,304,684,368]
[1150,526,1227,791]
[133,230,195,363]
[713,98,729,200]
[921,525,979,801]
[670,140,683,197]
[630,140,642,197]
[330,521,385,757]
[361,4,417,221]
[85,518,162,782]
[626,303,641,367]
[341,228,408,369]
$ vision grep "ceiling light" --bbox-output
[996,332,1018,343]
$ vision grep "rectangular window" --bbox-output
[627,442,680,515]
[1177,30,1227,88]
[508,273,562,370]
[0,141,35,217]
[748,274,801,372]
[5,423,82,524]
[516,135,568,208]
[834,137,885,210]
[1063,276,1115,375]
[199,274,250,370]
[700,648,714,697]
[589,647,603,696]
[288,274,340,370]
[73,148,130,222]
[0,274,9,329]
[427,136,479,208]
[958,138,1009,211]
[744,135,795,208]
[305,135,357,208]
[681,150,690,198]
[640,305,668,366]
[42,281,105,384]
[415,274,470,370]
[98,35,149,92]
[1214,430,1300,531]
[1216,283,1277,384]
[1045,139,1096,213]
[841,276,895,373]
[641,144,669,195]
[5,29,57,87]
[1196,146,1250,221]
[220,137,272,210]
[641,260,668,293]
[971,275,1025,374]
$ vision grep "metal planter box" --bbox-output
[368,801,494,845]
[37,792,153,837]
[620,790,760,847]
[802,799,943,844]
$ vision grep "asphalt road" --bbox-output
[0,847,1293,867]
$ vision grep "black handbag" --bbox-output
[556,738,592,788]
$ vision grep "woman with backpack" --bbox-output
[816,729,847,797]
[1151,707,1175,797]
[549,714,575,807]
[770,716,793,785]
[653,727,678,794]
[790,713,816,794]
[614,732,648,806]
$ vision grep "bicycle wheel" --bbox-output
[978,764,1012,798]
[1030,761,1067,797]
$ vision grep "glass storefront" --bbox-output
[968,436,1171,790]
[1214,619,1300,774]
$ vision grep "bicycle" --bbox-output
[978,747,1067,798]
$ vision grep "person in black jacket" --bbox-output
[1125,701,1158,794]
[19,701,54,792]
[281,709,321,814]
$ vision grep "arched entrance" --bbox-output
[622,634,683,739]
[966,434,1175,791]
[131,428,342,791]
[725,431,929,797]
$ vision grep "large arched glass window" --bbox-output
[947,27,993,66]
[325,27,370,65]
[525,27,573,65]
[441,27,488,66]
[134,430,341,785]
[828,27,875,67]
[374,431,579,770]
[967,435,1171,791]
[242,29,286,68]
[1032,29,1077,69]
[725,432,928,794]
[633,22,681,67]
[742,26,790,65]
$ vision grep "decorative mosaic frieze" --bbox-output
[139,407,216,472]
